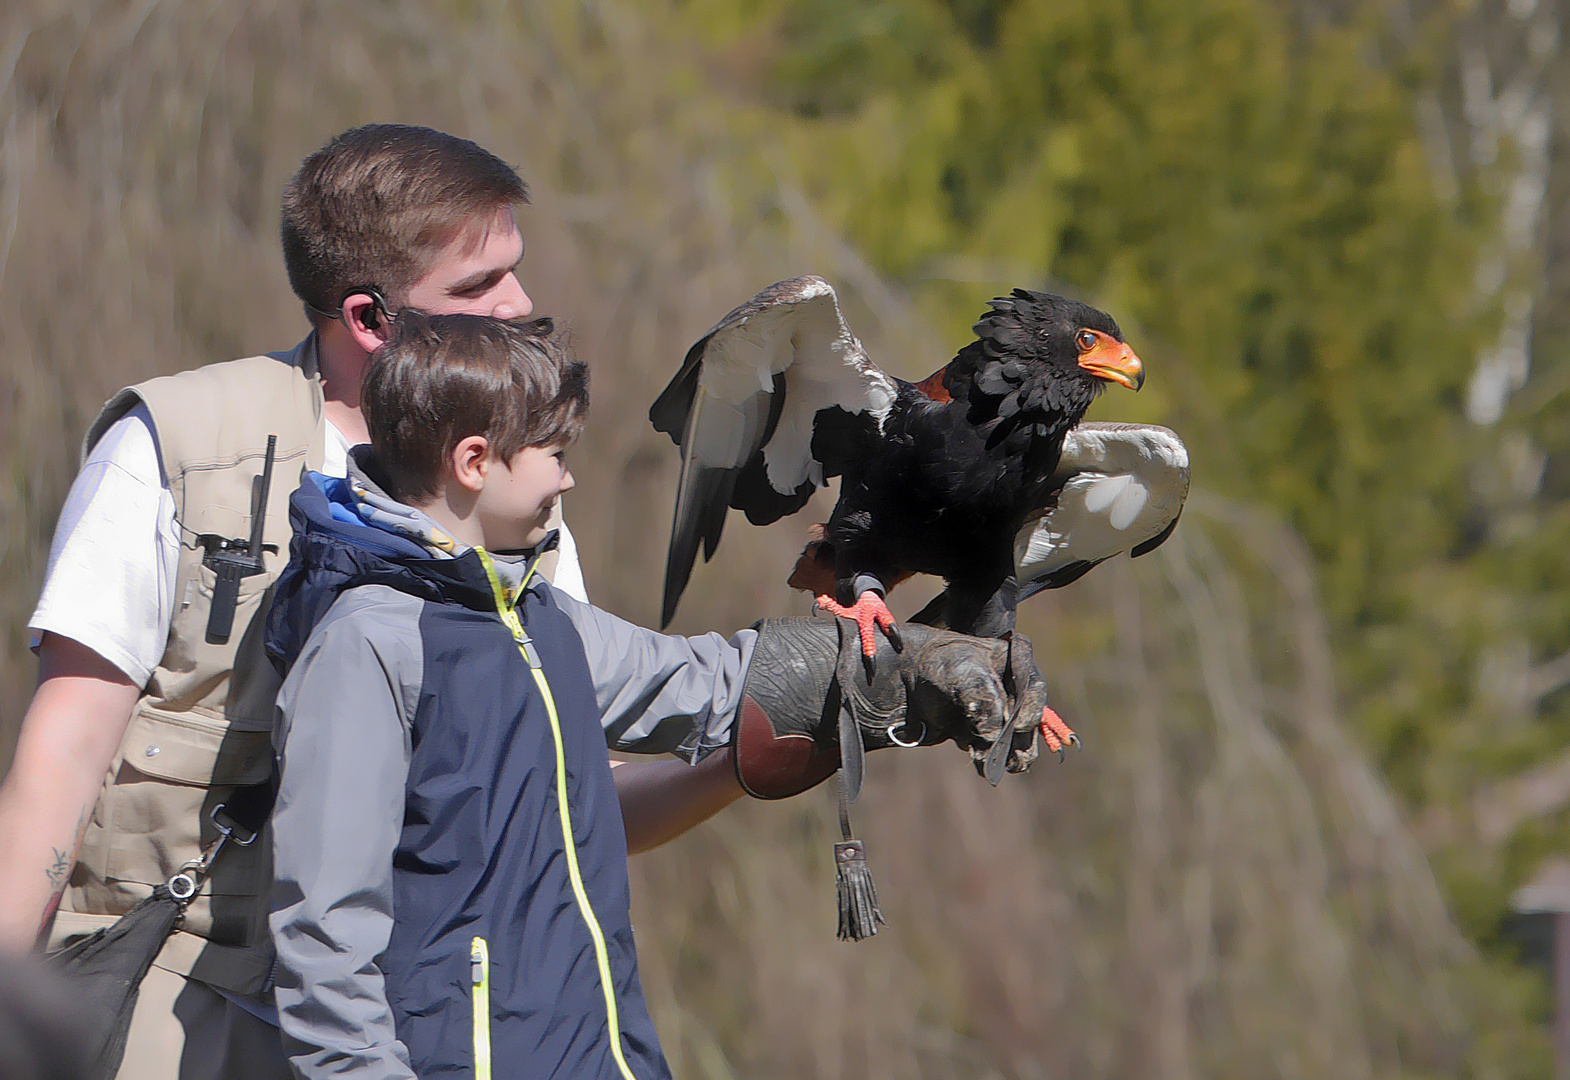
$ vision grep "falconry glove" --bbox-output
[733,616,1047,798]
[733,616,1051,941]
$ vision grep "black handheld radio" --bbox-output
[200,434,278,645]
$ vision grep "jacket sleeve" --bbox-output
[549,588,757,761]
[270,589,422,1080]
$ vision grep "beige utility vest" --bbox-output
[49,338,326,996]
[49,336,568,994]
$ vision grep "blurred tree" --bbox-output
[666,0,1495,797]
[2,0,1559,1072]
[651,0,1570,1070]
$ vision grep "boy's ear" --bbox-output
[450,436,492,493]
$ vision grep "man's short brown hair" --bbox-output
[280,125,529,319]
[363,311,588,503]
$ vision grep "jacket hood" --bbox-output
[263,448,557,676]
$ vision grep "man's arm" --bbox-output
[611,751,743,855]
[0,634,140,950]
[5,406,183,951]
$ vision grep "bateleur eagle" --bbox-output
[650,276,1189,769]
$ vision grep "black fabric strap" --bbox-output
[211,775,277,844]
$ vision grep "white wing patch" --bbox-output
[1080,473,1150,530]
[685,384,776,468]
[1014,423,1190,584]
[692,276,895,496]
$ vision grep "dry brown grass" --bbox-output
[0,0,1535,1075]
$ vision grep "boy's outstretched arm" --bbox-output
[562,593,1044,853]
[611,751,743,854]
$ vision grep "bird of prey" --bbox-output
[651,276,1188,767]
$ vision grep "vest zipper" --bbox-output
[476,548,639,1080]
[471,936,492,1080]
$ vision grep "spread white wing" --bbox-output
[1014,423,1190,600]
[650,275,896,627]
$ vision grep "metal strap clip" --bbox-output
[166,800,260,902]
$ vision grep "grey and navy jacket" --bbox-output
[263,454,755,1080]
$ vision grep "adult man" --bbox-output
[0,124,1040,1079]
[0,125,745,1078]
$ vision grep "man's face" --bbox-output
[403,206,533,319]
[475,442,576,551]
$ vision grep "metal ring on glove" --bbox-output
[887,718,926,748]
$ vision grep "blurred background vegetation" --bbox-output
[3,0,1568,1074]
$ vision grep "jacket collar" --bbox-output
[265,460,560,674]
[339,446,559,594]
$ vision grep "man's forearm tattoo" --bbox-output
[45,846,71,889]
[38,854,70,939]
[37,808,89,940]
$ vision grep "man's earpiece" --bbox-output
[341,285,392,333]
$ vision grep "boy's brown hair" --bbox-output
[280,124,529,320]
[363,311,588,503]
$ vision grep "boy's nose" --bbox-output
[492,275,532,320]
[560,470,576,494]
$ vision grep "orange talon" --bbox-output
[816,591,899,659]
[1038,705,1078,756]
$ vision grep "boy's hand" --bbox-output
[733,617,1054,799]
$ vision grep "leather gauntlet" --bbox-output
[733,616,1045,799]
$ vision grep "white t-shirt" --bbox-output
[29,406,589,684]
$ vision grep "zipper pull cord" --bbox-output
[477,547,544,666]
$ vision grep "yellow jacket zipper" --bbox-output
[471,936,491,1080]
[475,548,638,1080]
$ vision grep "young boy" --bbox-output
[264,310,1045,1079]
[264,312,750,1079]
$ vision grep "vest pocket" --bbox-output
[92,706,275,949]
[120,707,273,788]
[157,561,283,726]
[471,936,492,1080]
[101,707,273,890]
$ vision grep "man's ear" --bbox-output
[450,436,491,493]
[342,293,391,355]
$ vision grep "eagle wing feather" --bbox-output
[1014,423,1190,601]
[652,276,896,627]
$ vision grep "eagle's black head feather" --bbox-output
[951,290,1128,443]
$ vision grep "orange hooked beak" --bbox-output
[1077,331,1145,391]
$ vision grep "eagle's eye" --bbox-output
[1075,329,1098,352]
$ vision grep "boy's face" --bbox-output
[405,206,533,319]
[475,442,576,552]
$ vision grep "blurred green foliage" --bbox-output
[4,0,1562,1071]
[667,0,1497,755]
[653,0,1570,1062]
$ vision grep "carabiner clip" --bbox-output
[167,870,199,902]
[166,828,229,902]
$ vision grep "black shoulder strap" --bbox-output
[212,776,277,844]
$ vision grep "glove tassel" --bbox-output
[834,751,884,941]
[834,839,884,941]
[832,623,885,941]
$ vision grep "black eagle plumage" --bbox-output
[651,276,1189,779]
[651,276,1185,638]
